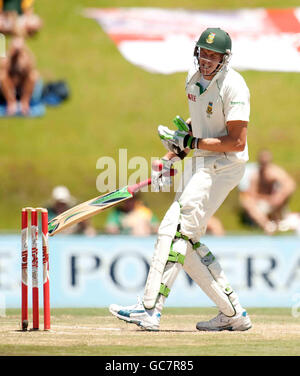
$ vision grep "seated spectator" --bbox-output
[105,194,159,236]
[206,216,225,236]
[239,149,296,235]
[0,0,42,37]
[47,186,97,237]
[0,36,43,115]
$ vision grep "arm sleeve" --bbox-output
[223,76,250,123]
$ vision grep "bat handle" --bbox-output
[128,178,151,194]
[128,168,177,194]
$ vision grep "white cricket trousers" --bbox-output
[150,155,246,314]
[173,155,245,240]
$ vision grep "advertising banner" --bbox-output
[0,235,299,310]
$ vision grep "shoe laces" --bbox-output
[211,312,230,324]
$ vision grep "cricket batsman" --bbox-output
[109,28,252,332]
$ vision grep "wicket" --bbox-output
[21,207,50,331]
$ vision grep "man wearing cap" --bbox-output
[109,28,252,332]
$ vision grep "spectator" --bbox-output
[47,186,97,237]
[105,194,159,236]
[239,149,296,234]
[0,36,43,115]
[206,216,225,236]
[0,0,42,37]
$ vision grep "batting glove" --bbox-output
[158,125,196,152]
[157,125,187,159]
[151,158,174,192]
[173,129,196,149]
[173,115,191,133]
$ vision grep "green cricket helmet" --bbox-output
[196,28,232,54]
[194,28,232,76]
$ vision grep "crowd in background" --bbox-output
[2,2,297,237]
[0,0,43,116]
[238,149,299,235]
[0,0,68,117]
[47,148,299,237]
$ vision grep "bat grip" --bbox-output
[127,167,177,195]
[128,178,152,194]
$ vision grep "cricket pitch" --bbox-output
[0,307,299,356]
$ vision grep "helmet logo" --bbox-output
[206,32,216,44]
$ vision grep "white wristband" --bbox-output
[193,138,199,149]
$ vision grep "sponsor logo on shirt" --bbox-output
[188,93,196,102]
[230,101,245,105]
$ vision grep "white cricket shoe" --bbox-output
[109,298,161,331]
[196,311,252,332]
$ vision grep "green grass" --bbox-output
[1,308,299,356]
[1,0,300,231]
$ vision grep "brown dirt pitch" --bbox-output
[0,307,299,356]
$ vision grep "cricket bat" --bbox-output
[48,162,176,236]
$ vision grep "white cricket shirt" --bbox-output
[185,63,250,162]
